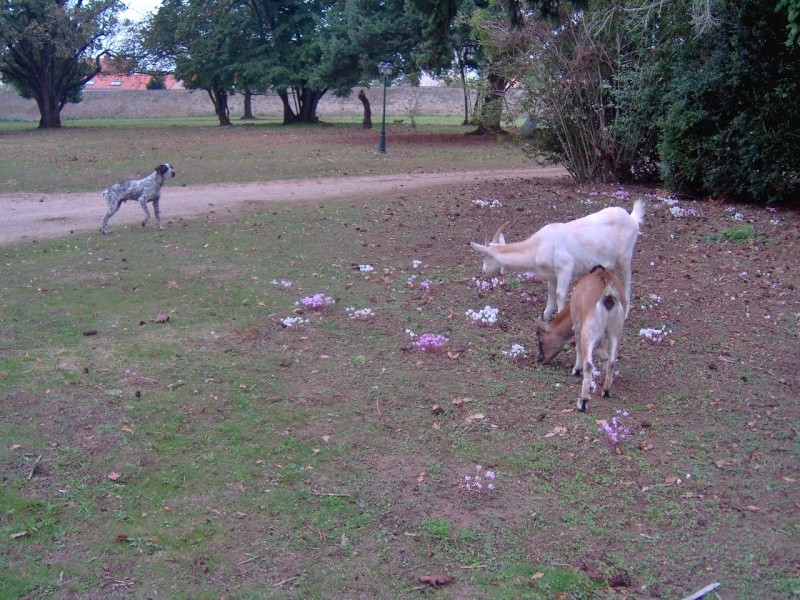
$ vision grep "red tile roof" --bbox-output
[84,74,183,90]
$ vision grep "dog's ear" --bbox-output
[156,164,167,175]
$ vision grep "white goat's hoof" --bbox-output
[577,398,588,412]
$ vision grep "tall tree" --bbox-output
[240,0,330,124]
[137,0,249,126]
[0,0,122,128]
[135,0,428,124]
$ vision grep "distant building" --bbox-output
[84,73,183,90]
[84,56,183,90]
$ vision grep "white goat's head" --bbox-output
[470,222,507,276]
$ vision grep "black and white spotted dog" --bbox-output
[101,164,176,234]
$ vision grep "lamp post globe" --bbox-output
[377,62,393,154]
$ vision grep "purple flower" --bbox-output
[413,333,448,352]
[298,293,334,309]
[463,465,498,494]
[599,410,632,445]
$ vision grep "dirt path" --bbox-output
[0,167,567,245]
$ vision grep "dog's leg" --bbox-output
[153,197,163,230]
[139,198,151,228]
[101,202,120,235]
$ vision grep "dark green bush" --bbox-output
[659,0,800,205]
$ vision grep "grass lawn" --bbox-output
[1,122,798,599]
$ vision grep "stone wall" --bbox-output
[0,86,492,122]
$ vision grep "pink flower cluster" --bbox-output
[298,293,334,309]
[599,410,631,445]
[413,333,448,352]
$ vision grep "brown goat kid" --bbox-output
[535,266,628,412]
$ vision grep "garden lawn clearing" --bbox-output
[1,169,799,598]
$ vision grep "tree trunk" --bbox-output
[278,87,326,124]
[208,88,231,126]
[458,51,470,126]
[278,90,296,124]
[36,94,63,129]
[241,89,255,120]
[297,87,325,123]
[470,72,506,135]
[358,89,372,129]
[34,47,63,129]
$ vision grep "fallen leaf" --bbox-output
[746,505,761,512]
[416,472,425,482]
[664,476,678,485]
[166,281,181,290]
[9,444,21,450]
[782,476,796,482]
[107,472,122,481]
[452,397,471,406]
[418,574,454,587]
[432,422,441,431]
[531,572,545,580]
[322,435,331,443]
[154,314,170,323]
[465,413,485,423]
[10,531,28,539]
[544,426,568,438]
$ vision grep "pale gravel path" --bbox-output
[0,166,567,245]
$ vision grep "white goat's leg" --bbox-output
[542,278,558,321]
[555,271,571,314]
[544,272,571,321]
[621,266,632,317]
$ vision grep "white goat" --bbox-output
[535,266,627,412]
[471,200,645,321]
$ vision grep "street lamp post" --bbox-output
[377,62,393,154]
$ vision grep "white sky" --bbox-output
[120,0,162,21]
